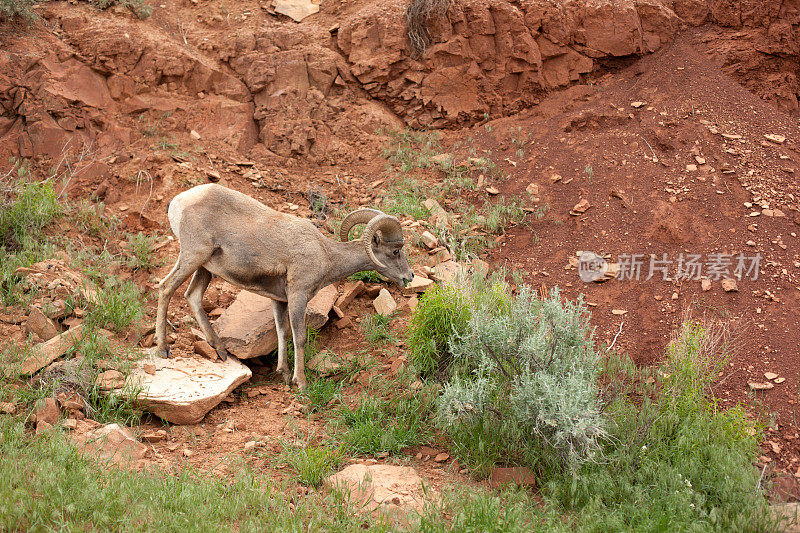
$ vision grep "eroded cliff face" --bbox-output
[336,0,684,127]
[0,0,797,163]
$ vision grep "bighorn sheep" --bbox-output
[155,184,414,390]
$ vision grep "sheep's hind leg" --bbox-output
[155,246,213,358]
[272,300,291,384]
[185,267,228,361]
[155,253,204,358]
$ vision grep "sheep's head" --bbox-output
[340,209,414,287]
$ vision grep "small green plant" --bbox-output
[347,271,382,283]
[383,176,430,220]
[336,394,432,456]
[124,231,159,271]
[83,276,145,332]
[277,442,343,488]
[584,164,594,184]
[481,198,527,235]
[138,113,167,137]
[72,200,119,239]
[155,137,176,151]
[511,126,526,148]
[307,188,329,221]
[300,377,341,413]
[382,129,442,174]
[360,313,396,345]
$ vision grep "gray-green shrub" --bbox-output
[436,287,604,470]
[545,318,774,530]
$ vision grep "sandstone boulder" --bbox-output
[215,287,336,359]
[25,307,60,341]
[71,422,148,467]
[431,261,465,285]
[214,291,278,359]
[326,464,431,514]
[373,288,397,316]
[126,353,252,425]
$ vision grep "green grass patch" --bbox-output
[0,176,63,305]
[382,129,442,173]
[123,231,161,271]
[360,312,396,345]
[299,376,342,413]
[0,418,395,531]
[84,276,145,332]
[277,442,343,488]
[541,318,773,530]
[336,394,433,456]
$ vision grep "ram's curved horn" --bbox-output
[339,209,383,241]
[362,214,403,268]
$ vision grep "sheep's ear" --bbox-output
[372,233,381,245]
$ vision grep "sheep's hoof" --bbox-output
[156,345,171,359]
[216,347,229,361]
[292,375,307,392]
[276,367,291,384]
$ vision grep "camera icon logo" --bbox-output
[578,251,608,283]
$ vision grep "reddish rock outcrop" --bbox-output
[337,0,683,127]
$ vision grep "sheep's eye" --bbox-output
[393,249,400,256]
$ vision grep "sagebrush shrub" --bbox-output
[436,286,604,470]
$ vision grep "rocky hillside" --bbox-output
[1,0,797,165]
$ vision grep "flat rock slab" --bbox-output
[274,0,319,21]
[772,502,800,532]
[326,464,431,514]
[431,261,465,285]
[215,286,336,359]
[127,353,251,425]
[6,325,88,376]
[70,421,148,467]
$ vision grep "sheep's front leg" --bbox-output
[272,300,291,384]
[287,293,310,391]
